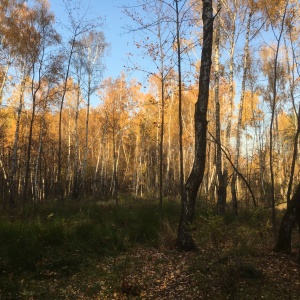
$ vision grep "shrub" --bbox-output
[40,222,65,246]
[3,223,42,270]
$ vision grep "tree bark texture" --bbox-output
[175,0,184,202]
[269,3,287,232]
[72,77,81,200]
[9,73,26,207]
[284,33,300,206]
[176,0,214,251]
[158,17,165,217]
[23,55,43,206]
[58,36,76,199]
[231,11,252,215]
[274,184,300,254]
[214,0,226,215]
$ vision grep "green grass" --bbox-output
[0,198,179,274]
[0,198,176,298]
[0,197,286,299]
[0,199,273,274]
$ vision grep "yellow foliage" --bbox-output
[277,111,297,140]
[241,91,264,128]
[256,0,288,22]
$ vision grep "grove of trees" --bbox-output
[1,0,300,243]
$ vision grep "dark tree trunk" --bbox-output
[286,105,300,207]
[176,0,214,251]
[217,171,227,215]
[214,0,226,215]
[231,175,238,214]
[274,184,300,254]
[23,58,43,205]
[269,3,288,234]
[175,0,184,203]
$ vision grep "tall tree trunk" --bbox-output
[222,7,236,214]
[253,106,266,204]
[0,155,9,204]
[274,184,300,254]
[58,36,76,199]
[269,3,287,233]
[286,108,300,206]
[134,129,140,198]
[0,62,10,105]
[81,80,91,198]
[214,0,226,215]
[159,65,165,216]
[175,0,184,203]
[284,33,300,206]
[176,0,214,251]
[72,72,82,199]
[112,127,118,204]
[167,91,175,195]
[94,125,106,195]
[23,56,43,205]
[66,109,72,195]
[9,73,26,207]
[34,116,45,203]
[100,135,108,196]
[155,9,166,215]
[231,11,252,215]
[155,101,160,198]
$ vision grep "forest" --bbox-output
[1,0,300,299]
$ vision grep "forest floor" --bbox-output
[0,199,300,299]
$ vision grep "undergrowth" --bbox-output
[0,197,283,299]
[0,198,180,274]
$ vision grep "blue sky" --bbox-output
[49,0,134,80]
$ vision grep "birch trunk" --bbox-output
[176,0,214,251]
[0,62,10,105]
[175,0,184,202]
[81,84,91,197]
[155,100,160,198]
[72,73,82,199]
[111,126,118,204]
[34,117,45,203]
[167,91,175,194]
[284,34,300,206]
[23,52,44,205]
[269,4,287,232]
[231,11,252,215]
[223,7,236,211]
[159,69,165,214]
[9,73,26,207]
[58,35,77,199]
[214,0,226,215]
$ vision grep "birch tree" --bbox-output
[20,0,60,204]
[231,9,253,214]
[56,0,103,198]
[124,0,176,214]
[71,31,107,199]
[260,0,288,231]
[176,0,214,251]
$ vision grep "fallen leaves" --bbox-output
[98,246,202,299]
[1,244,300,299]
